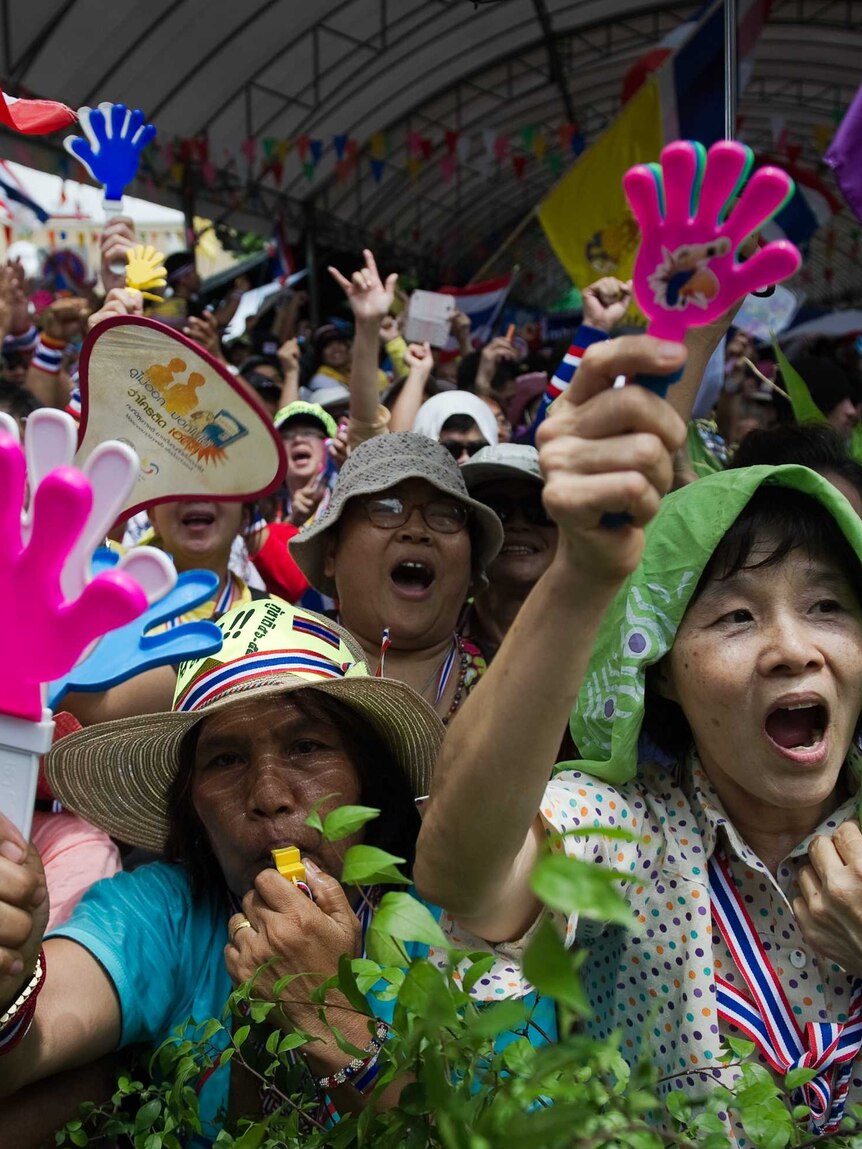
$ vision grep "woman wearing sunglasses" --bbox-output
[289,433,503,723]
[460,444,558,662]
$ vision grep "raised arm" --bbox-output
[0,813,120,1097]
[413,335,687,943]
[328,249,397,427]
[389,341,433,433]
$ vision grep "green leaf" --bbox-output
[232,1024,250,1049]
[304,792,338,835]
[278,1032,308,1055]
[372,892,449,948]
[465,999,528,1040]
[773,337,827,426]
[233,1127,266,1149]
[322,804,381,842]
[337,951,374,1015]
[724,1036,756,1060]
[340,844,409,885]
[134,1099,162,1133]
[739,1099,793,1149]
[529,853,632,925]
[144,1135,163,1149]
[783,1066,817,1090]
[461,953,497,996]
[665,1089,691,1122]
[398,961,460,1029]
[522,918,591,1014]
[365,921,409,967]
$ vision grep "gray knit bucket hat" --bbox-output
[461,443,544,490]
[289,432,504,596]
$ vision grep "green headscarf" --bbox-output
[567,465,862,784]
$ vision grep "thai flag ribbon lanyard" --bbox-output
[709,852,862,1135]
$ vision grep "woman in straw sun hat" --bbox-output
[0,599,553,1142]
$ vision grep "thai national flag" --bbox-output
[0,160,50,224]
[437,274,513,358]
[271,215,295,284]
[0,84,76,135]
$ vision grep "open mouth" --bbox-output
[500,542,538,556]
[290,447,313,465]
[764,700,828,754]
[390,560,435,595]
[181,508,216,528]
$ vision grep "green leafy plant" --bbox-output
[54,818,862,1149]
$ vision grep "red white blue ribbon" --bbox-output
[710,853,862,1134]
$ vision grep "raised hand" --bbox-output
[0,433,148,721]
[48,561,222,708]
[328,248,398,325]
[87,286,143,331]
[582,276,633,333]
[404,340,434,380]
[625,140,801,346]
[0,810,48,1007]
[64,102,157,204]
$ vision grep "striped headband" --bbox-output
[174,647,353,714]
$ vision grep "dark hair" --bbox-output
[0,383,41,422]
[731,423,862,502]
[163,689,421,900]
[643,486,862,758]
[440,413,481,436]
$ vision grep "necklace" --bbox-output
[440,635,470,726]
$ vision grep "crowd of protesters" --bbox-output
[3,205,862,1147]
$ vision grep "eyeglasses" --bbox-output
[360,495,470,534]
[480,492,554,528]
[439,438,488,461]
[281,425,326,442]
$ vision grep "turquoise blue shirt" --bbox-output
[51,862,556,1143]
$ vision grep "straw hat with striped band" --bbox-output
[46,598,444,852]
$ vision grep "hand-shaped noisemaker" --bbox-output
[602,139,801,526]
[64,102,157,214]
[0,417,170,839]
[126,244,167,302]
[48,558,222,709]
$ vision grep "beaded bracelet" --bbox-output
[0,949,46,1055]
[314,1019,390,1092]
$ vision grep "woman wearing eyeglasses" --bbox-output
[460,445,558,662]
[289,434,503,723]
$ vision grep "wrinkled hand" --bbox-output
[226,862,365,1054]
[48,561,222,708]
[0,811,48,1009]
[126,244,166,297]
[184,311,223,360]
[0,433,148,720]
[64,103,156,202]
[87,287,143,332]
[536,336,687,586]
[99,216,138,293]
[794,824,862,976]
[405,341,433,380]
[582,277,633,333]
[41,297,89,344]
[288,474,327,526]
[625,140,800,342]
[328,249,398,326]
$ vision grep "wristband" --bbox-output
[31,333,66,375]
[3,325,37,355]
[314,1019,389,1092]
[0,948,46,1055]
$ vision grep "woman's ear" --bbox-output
[323,538,337,581]
[649,656,680,704]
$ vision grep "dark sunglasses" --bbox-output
[360,495,469,534]
[439,438,488,461]
[480,492,554,528]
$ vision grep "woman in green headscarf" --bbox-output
[416,333,862,1141]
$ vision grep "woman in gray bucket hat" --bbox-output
[290,432,503,724]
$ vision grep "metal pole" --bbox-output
[304,200,320,329]
[724,0,738,140]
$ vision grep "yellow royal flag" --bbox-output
[537,78,663,286]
